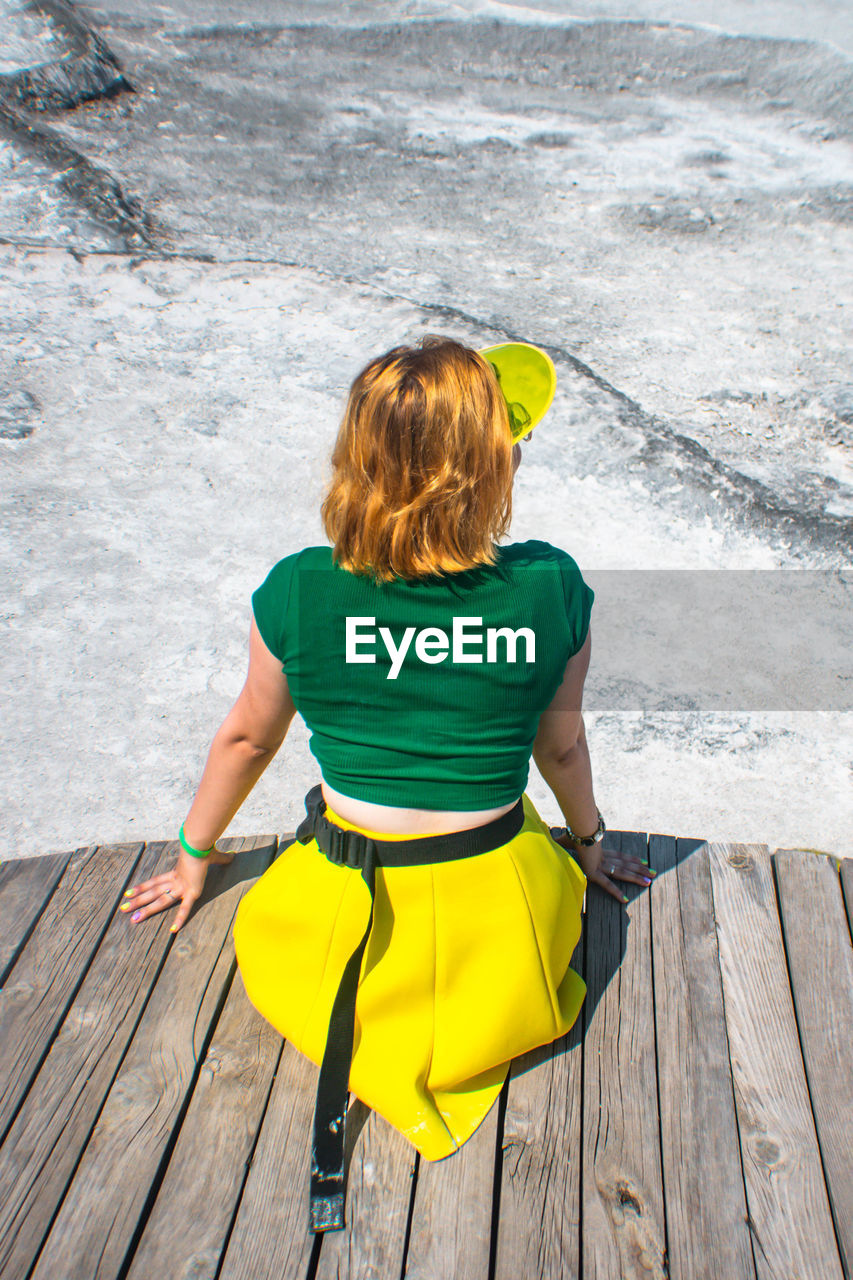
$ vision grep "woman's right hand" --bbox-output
[551,829,655,904]
[120,845,235,932]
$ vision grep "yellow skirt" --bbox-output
[232,792,587,1161]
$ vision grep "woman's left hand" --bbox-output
[120,846,236,933]
[551,829,655,904]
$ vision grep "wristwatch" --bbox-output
[561,810,606,848]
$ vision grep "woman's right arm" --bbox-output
[532,630,600,839]
[533,631,653,901]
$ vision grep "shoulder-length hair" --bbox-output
[321,336,513,582]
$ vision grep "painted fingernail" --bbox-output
[124,889,133,897]
[642,876,652,885]
[169,924,178,933]
[120,903,130,911]
[622,895,629,903]
[131,911,142,923]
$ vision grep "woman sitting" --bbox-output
[121,335,649,1232]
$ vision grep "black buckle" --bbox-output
[295,787,375,871]
[322,822,371,870]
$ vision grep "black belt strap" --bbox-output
[294,784,524,1232]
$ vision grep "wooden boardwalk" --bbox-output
[0,832,851,1280]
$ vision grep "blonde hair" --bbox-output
[321,336,513,582]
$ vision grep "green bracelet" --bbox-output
[179,824,214,859]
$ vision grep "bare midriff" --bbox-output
[321,780,518,836]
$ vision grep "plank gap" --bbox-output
[398,1152,421,1280]
[648,838,671,1280]
[487,1074,509,1280]
[304,1231,324,1280]
[0,850,73,987]
[839,858,853,945]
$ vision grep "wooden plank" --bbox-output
[0,842,180,1280]
[582,831,667,1280]
[314,1099,417,1280]
[404,1098,500,1280]
[217,1039,320,1280]
[707,843,843,1280]
[774,849,853,1275]
[0,851,72,985]
[125,966,283,1280]
[494,1035,580,1280]
[28,836,276,1280]
[493,938,584,1280]
[650,835,754,1280]
[0,843,144,1140]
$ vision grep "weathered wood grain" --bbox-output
[0,842,144,1139]
[494,1031,580,1280]
[708,842,843,1280]
[651,835,754,1280]
[774,849,853,1275]
[404,1097,500,1280]
[314,1099,417,1280]
[493,931,583,1280]
[28,836,275,1280]
[125,965,283,1280]
[216,1038,320,1280]
[0,850,72,984]
[3,835,847,1280]
[0,842,179,1280]
[582,831,667,1280]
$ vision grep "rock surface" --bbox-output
[1,0,851,857]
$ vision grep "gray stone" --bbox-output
[0,0,851,858]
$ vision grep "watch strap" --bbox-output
[563,811,606,847]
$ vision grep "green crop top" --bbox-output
[252,539,594,810]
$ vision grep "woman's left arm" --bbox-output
[181,619,296,849]
[121,619,295,931]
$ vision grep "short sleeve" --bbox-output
[251,553,300,665]
[557,550,594,657]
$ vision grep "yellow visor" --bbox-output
[479,342,557,440]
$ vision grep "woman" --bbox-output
[120,336,654,1232]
